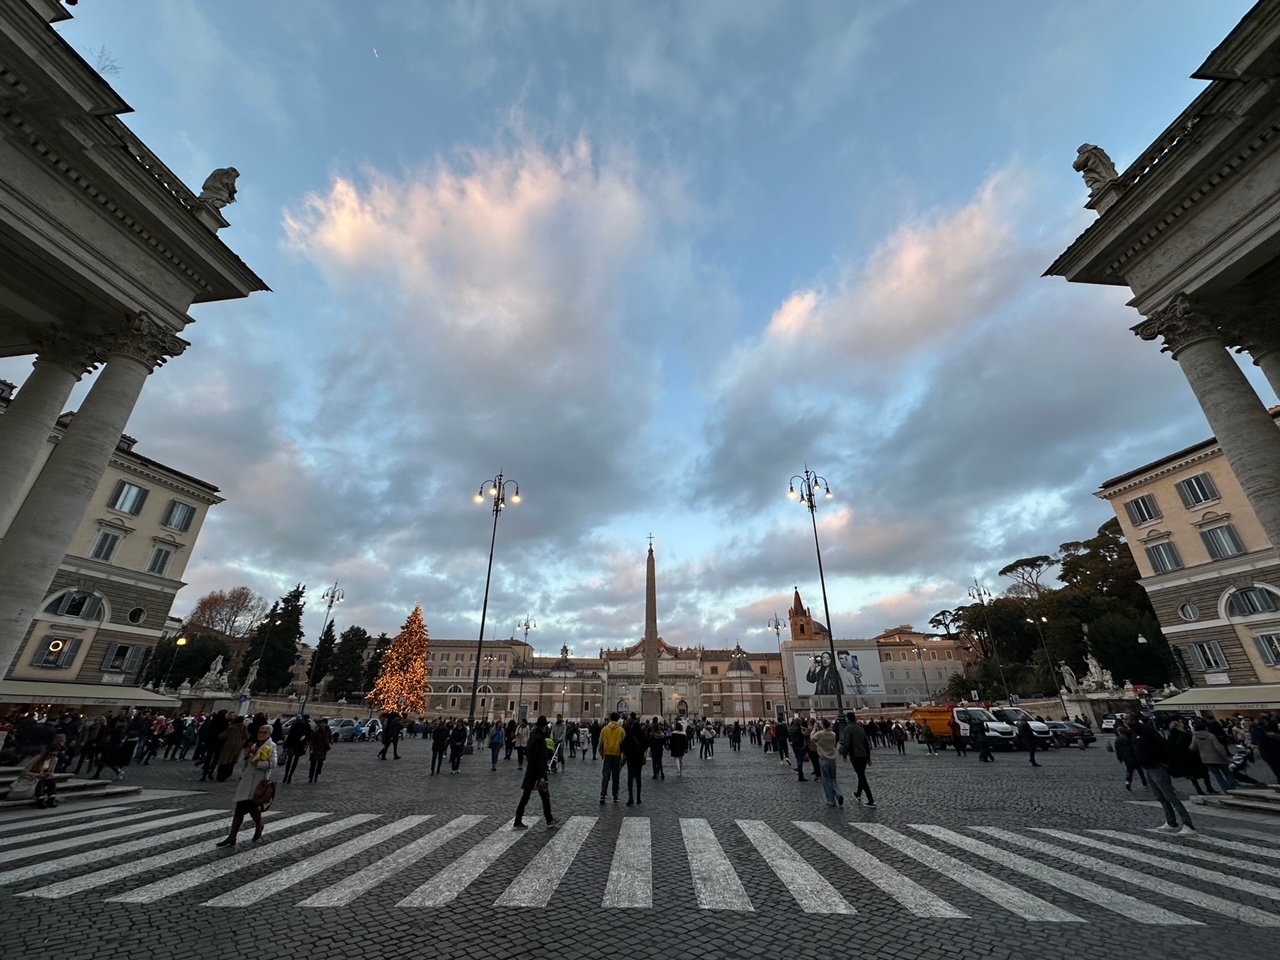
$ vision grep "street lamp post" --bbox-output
[967,580,1012,703]
[912,644,933,703]
[730,644,748,719]
[1026,614,1068,718]
[468,471,521,734]
[516,615,535,720]
[767,612,791,718]
[161,635,187,690]
[482,653,497,720]
[788,467,844,715]
[299,582,343,715]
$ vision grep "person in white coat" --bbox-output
[216,724,276,848]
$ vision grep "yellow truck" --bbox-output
[909,705,1017,750]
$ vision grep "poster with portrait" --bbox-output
[793,649,886,697]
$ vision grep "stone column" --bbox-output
[0,331,103,531]
[0,314,186,676]
[1135,293,1280,548]
[1221,299,1280,401]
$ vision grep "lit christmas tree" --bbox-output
[367,605,430,714]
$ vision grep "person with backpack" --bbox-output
[489,723,505,771]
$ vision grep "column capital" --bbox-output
[103,312,189,371]
[1132,293,1222,358]
[1221,298,1280,362]
[33,328,109,379]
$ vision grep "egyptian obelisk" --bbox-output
[640,539,663,718]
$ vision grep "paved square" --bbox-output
[1,738,1277,960]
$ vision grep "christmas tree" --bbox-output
[367,605,430,713]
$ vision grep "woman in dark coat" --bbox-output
[623,720,648,806]
[512,716,555,829]
[308,718,333,783]
[1168,719,1215,795]
[1113,719,1146,790]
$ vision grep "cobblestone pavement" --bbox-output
[2,736,1278,960]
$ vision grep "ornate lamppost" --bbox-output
[788,467,843,715]
[468,471,520,733]
[767,612,791,718]
[299,582,342,714]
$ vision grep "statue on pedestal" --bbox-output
[195,655,229,691]
[1080,654,1116,693]
[240,659,260,695]
[1073,144,1119,198]
[1058,662,1079,694]
[197,167,240,208]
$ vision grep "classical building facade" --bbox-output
[1048,3,1280,701]
[1098,414,1280,690]
[0,1,267,681]
[0,394,221,710]
[874,625,969,705]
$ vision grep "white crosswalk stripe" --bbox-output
[794,822,965,918]
[602,817,651,908]
[19,814,326,899]
[1035,829,1280,903]
[0,802,1276,924]
[299,815,485,907]
[737,820,856,914]
[495,817,598,907]
[397,820,526,907]
[1089,829,1280,879]
[850,824,1082,922]
[205,816,433,906]
[4,809,220,860]
[680,818,752,911]
[911,826,1199,926]
[974,827,1280,926]
[107,815,380,903]
[0,806,135,839]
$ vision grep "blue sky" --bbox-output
[11,0,1264,655]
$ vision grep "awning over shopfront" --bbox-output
[0,680,180,709]
[1156,684,1280,711]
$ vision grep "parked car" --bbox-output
[328,718,356,742]
[1046,721,1096,748]
[990,707,1055,750]
[1100,713,1128,732]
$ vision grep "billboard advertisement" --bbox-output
[793,649,886,698]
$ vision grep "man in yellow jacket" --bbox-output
[598,712,626,804]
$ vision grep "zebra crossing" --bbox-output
[1,804,1278,924]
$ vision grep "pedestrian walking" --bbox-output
[378,714,403,761]
[668,721,688,777]
[891,722,907,756]
[789,718,808,781]
[73,716,105,775]
[489,723,505,771]
[812,719,844,807]
[590,719,602,760]
[430,720,449,775]
[623,718,648,806]
[216,716,247,782]
[513,719,530,769]
[281,716,310,784]
[1191,719,1237,793]
[504,718,517,761]
[1114,718,1146,789]
[1018,718,1041,767]
[512,717,557,830]
[839,712,874,806]
[699,722,716,759]
[648,718,666,779]
[448,720,467,773]
[307,717,333,782]
[971,720,993,763]
[198,710,229,782]
[598,712,625,804]
[922,725,939,757]
[216,725,276,847]
[948,716,967,756]
[1135,719,1195,834]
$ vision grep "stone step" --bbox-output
[0,773,75,788]
[0,783,143,808]
[1192,794,1280,816]
[0,777,141,803]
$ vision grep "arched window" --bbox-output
[43,591,105,622]
[478,685,493,694]
[447,684,464,693]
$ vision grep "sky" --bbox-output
[7,0,1265,656]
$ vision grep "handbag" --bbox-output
[251,777,276,810]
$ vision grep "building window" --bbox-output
[102,642,143,674]
[499,654,507,663]
[161,500,196,532]
[127,607,146,625]
[146,546,174,576]
[44,591,104,621]
[930,651,938,660]
[1144,541,1183,574]
[508,700,516,711]
[888,670,896,679]
[1187,640,1228,672]
[1178,602,1200,621]
[903,669,911,679]
[455,653,465,661]
[1254,634,1280,667]
[764,700,772,711]
[945,650,953,660]
[1231,587,1277,616]
[1201,524,1245,560]
[1124,494,1161,526]
[449,697,458,708]
[710,666,719,675]
[108,480,149,515]
[1176,473,1220,508]
[799,623,805,634]
[34,635,82,669]
[759,665,769,675]
[91,530,122,563]
[533,701,539,711]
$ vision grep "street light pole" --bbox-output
[1027,613,1068,718]
[299,582,342,715]
[968,580,1012,703]
[913,644,933,703]
[468,471,520,734]
[767,612,790,718]
[730,644,749,719]
[788,467,844,715]
[161,635,187,690]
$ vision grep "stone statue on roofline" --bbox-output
[195,654,228,691]
[198,167,240,208]
[1073,144,1119,198]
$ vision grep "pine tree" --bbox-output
[367,606,430,713]
[328,625,370,701]
[241,585,306,694]
[363,632,393,691]
[310,619,338,694]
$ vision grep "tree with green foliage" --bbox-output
[240,584,306,694]
[328,625,370,701]
[363,632,393,691]
[309,619,338,695]
[144,630,232,689]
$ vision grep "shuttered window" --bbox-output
[1200,523,1245,560]
[1187,640,1228,671]
[1124,494,1161,525]
[1175,473,1219,508]
[107,480,148,515]
[1255,634,1280,667]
